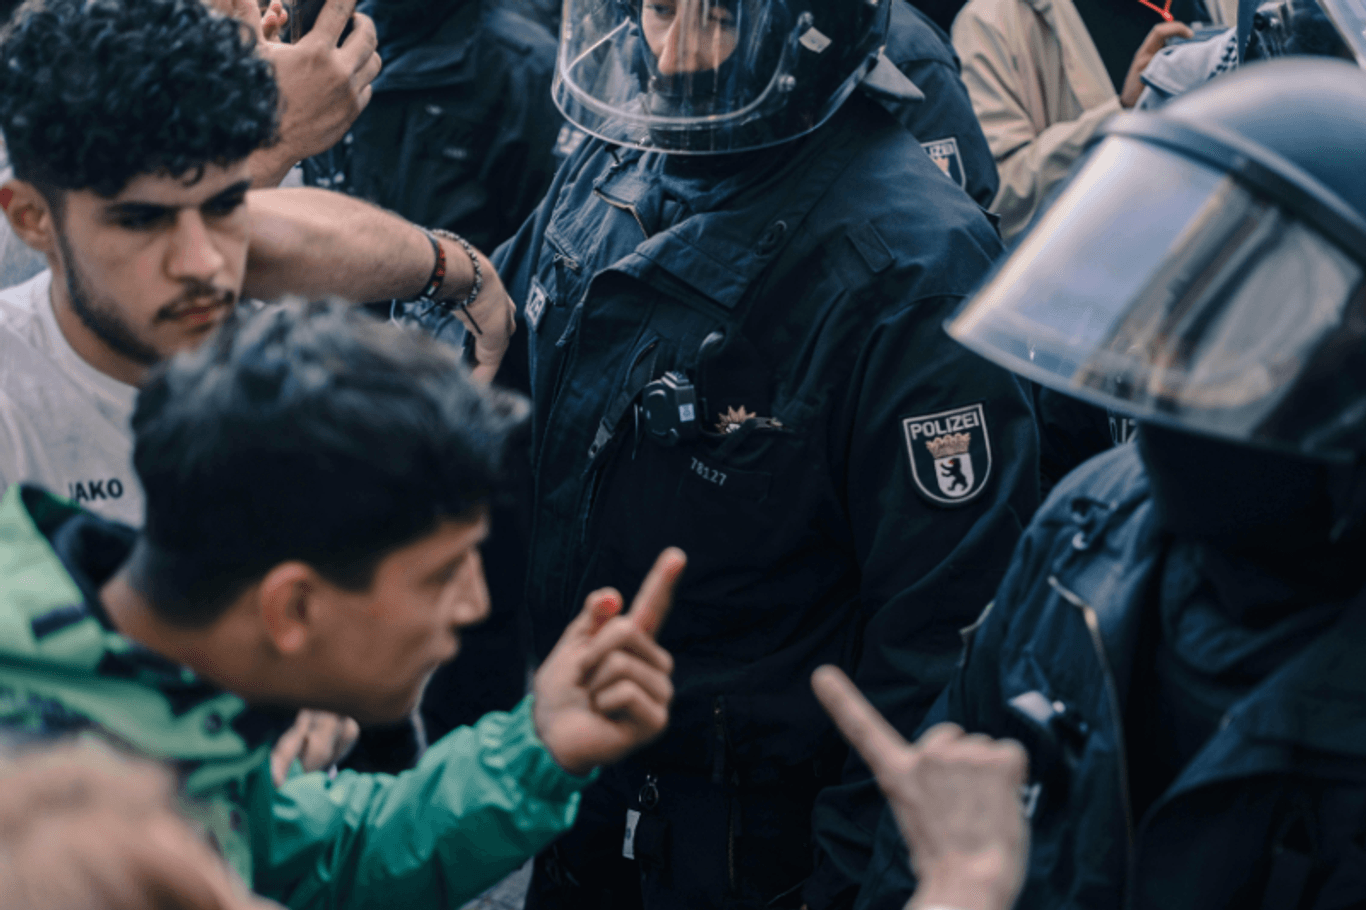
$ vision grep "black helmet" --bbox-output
[947,58,1366,461]
[552,0,890,154]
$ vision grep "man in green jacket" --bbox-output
[0,298,683,907]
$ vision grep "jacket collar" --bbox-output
[594,98,876,311]
[1045,451,1163,701]
[0,485,293,755]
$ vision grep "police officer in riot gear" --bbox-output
[487,1,1040,907]
[857,55,1366,910]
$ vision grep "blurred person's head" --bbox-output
[0,0,279,385]
[107,301,525,725]
[0,742,277,910]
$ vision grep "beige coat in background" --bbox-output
[952,0,1238,240]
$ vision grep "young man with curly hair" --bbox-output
[0,0,520,780]
[0,1,684,903]
[0,0,515,525]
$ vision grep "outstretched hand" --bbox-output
[812,666,1029,910]
[533,549,686,777]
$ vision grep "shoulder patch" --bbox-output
[554,125,588,160]
[922,137,966,190]
[526,278,549,332]
[903,403,993,506]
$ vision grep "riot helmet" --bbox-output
[552,0,890,153]
[947,58,1366,464]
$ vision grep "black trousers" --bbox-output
[526,762,823,910]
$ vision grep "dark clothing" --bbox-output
[501,0,559,31]
[855,443,1366,910]
[908,0,970,35]
[1071,0,1204,92]
[883,0,1000,209]
[304,1,564,252]
[305,0,562,749]
[493,91,1039,909]
[1033,385,1130,493]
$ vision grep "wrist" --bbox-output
[530,696,597,778]
[435,235,478,298]
[246,145,298,189]
[911,865,1019,910]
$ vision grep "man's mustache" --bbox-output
[153,285,238,324]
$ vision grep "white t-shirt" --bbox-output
[0,270,142,525]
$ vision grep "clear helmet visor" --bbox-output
[948,136,1366,459]
[553,0,885,153]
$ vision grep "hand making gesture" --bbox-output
[813,666,1030,910]
[534,549,686,776]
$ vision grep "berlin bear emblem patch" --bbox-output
[922,137,966,190]
[903,404,992,506]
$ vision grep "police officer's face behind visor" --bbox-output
[641,0,739,74]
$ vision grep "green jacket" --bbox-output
[0,484,590,907]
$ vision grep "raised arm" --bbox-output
[258,550,684,909]
[244,188,515,381]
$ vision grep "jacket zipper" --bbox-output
[593,188,650,239]
[578,337,661,544]
[1047,575,1138,908]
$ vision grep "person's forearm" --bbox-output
[243,188,476,303]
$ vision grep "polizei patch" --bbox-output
[903,403,992,506]
[922,137,965,190]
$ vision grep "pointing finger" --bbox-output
[811,665,911,780]
[628,548,687,639]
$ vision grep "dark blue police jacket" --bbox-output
[493,90,1040,907]
[306,2,564,252]
[856,443,1366,910]
[883,0,1000,210]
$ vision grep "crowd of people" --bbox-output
[0,0,1362,908]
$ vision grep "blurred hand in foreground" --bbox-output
[812,666,1029,910]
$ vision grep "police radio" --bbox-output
[640,371,699,446]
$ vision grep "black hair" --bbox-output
[127,300,528,626]
[0,0,279,198]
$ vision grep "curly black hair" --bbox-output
[0,0,280,198]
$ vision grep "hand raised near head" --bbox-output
[250,0,382,186]
[533,549,686,777]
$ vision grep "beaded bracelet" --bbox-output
[416,227,485,336]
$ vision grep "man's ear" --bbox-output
[257,562,318,656]
[4,180,57,256]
